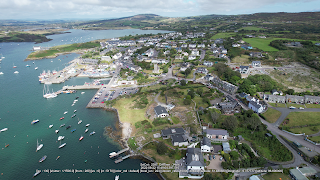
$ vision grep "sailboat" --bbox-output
[13,63,16,68]
[36,139,43,152]
[43,83,57,99]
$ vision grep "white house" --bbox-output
[203,61,213,67]
[154,105,169,118]
[101,56,112,61]
[112,52,122,60]
[191,50,200,56]
[201,137,213,152]
[185,148,205,177]
[188,55,197,60]
[189,44,197,49]
[252,61,261,67]
[248,100,264,113]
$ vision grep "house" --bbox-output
[211,77,238,94]
[145,48,157,57]
[151,59,169,64]
[249,52,262,58]
[189,44,197,49]
[191,50,200,56]
[196,67,208,74]
[161,128,185,139]
[248,100,264,113]
[112,52,122,60]
[285,42,302,48]
[272,89,279,95]
[232,44,240,47]
[286,95,304,104]
[252,61,261,67]
[204,74,214,81]
[203,61,213,67]
[218,102,241,114]
[214,39,224,44]
[239,66,249,74]
[201,137,213,152]
[154,105,169,118]
[240,45,253,50]
[188,55,197,60]
[264,94,286,103]
[205,129,229,141]
[185,148,205,176]
[222,142,231,153]
[197,44,205,48]
[290,167,316,180]
[172,134,189,147]
[221,48,227,54]
[315,43,320,46]
[239,92,247,99]
[33,46,42,51]
[181,44,188,48]
[304,95,320,104]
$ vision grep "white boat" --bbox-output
[36,139,43,152]
[0,128,8,132]
[74,100,78,102]
[81,92,85,94]
[43,83,57,99]
[89,131,95,136]
[26,64,30,67]
[74,110,77,113]
[85,128,89,133]
[0,72,3,75]
[55,130,59,134]
[35,67,38,70]
[59,142,66,149]
[58,136,65,141]
[86,124,90,127]
[115,175,119,180]
[71,103,75,106]
[64,111,68,114]
[78,120,82,124]
[14,71,19,74]
[49,124,53,128]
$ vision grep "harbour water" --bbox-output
[0,29,170,179]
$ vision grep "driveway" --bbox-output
[206,155,224,170]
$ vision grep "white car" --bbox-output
[299,107,304,110]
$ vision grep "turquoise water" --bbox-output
[0,29,169,180]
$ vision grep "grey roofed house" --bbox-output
[219,102,241,114]
[265,94,286,103]
[186,148,205,172]
[205,129,229,136]
[252,61,261,67]
[304,95,320,104]
[161,128,185,139]
[202,136,211,146]
[239,65,249,74]
[239,92,247,98]
[154,105,169,117]
[286,95,304,103]
[171,134,188,144]
[249,52,262,58]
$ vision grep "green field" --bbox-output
[243,38,279,51]
[308,136,320,143]
[263,108,282,123]
[268,103,286,108]
[238,26,265,31]
[289,125,320,135]
[283,112,320,127]
[210,33,236,39]
[262,173,290,180]
[305,104,320,108]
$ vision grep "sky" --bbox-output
[1,0,320,20]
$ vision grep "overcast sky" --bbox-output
[1,0,320,20]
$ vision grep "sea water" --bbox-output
[0,29,170,180]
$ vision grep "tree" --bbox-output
[287,89,294,95]
[223,116,238,131]
[183,99,191,105]
[180,80,187,86]
[246,114,261,131]
[188,89,195,99]
[185,68,192,77]
[196,88,204,96]
[210,110,220,124]
[156,141,168,155]
[230,151,239,160]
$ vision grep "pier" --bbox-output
[109,147,129,158]
[114,154,132,164]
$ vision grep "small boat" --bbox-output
[13,64,16,68]
[49,124,53,128]
[36,139,43,152]
[58,136,65,141]
[39,155,47,163]
[14,71,19,74]
[86,124,90,127]
[78,120,82,124]
[71,129,76,133]
[81,92,85,94]
[115,175,119,180]
[60,117,65,120]
[35,67,38,70]
[33,171,41,177]
[71,104,75,106]
[58,142,66,149]
[64,111,68,114]
[71,114,76,118]
[51,61,53,62]
[84,160,87,163]
[0,72,3,75]
[75,97,79,99]
[0,128,8,132]
[89,131,95,136]
[31,119,39,124]
[66,125,71,129]
[55,130,59,134]
[73,100,78,102]
[60,124,65,128]
[5,144,9,148]
[26,64,30,67]
[56,156,60,160]
[74,110,77,113]
[85,128,89,133]
[79,135,84,141]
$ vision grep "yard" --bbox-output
[243,38,279,51]
[238,26,265,31]
[268,102,286,108]
[231,55,251,64]
[262,108,282,123]
[283,112,320,127]
[305,104,320,108]
[210,33,236,39]
[262,173,290,180]
[289,125,320,135]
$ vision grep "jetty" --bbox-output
[109,147,129,158]
[114,154,132,163]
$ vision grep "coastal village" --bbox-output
[29,30,320,180]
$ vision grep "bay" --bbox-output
[0,29,170,180]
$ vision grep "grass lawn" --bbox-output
[140,84,165,92]
[243,38,279,51]
[186,70,195,79]
[210,33,236,39]
[194,96,209,109]
[113,97,148,124]
[289,126,320,135]
[171,116,181,124]
[268,103,286,108]
[162,172,179,180]
[238,26,265,31]
[128,137,138,150]
[305,104,320,108]
[308,136,320,143]
[262,173,290,180]
[231,55,250,64]
[263,108,282,123]
[283,112,320,127]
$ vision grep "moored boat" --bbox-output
[56,156,60,160]
[39,155,47,163]
[75,97,79,99]
[85,128,89,133]
[26,64,30,67]
[36,139,43,152]
[81,92,85,94]
[86,124,90,127]
[60,124,65,128]
[0,72,3,75]
[5,144,9,148]
[35,67,38,70]
[78,120,82,124]
[66,125,71,129]
[115,175,119,180]
[55,130,59,134]
[0,128,8,132]
[74,109,77,113]
[71,129,76,133]
[58,142,66,149]
[89,131,95,136]
[79,135,84,141]
[64,111,68,114]
[71,114,76,118]
[60,117,65,120]
[49,124,53,128]
[33,171,41,177]
[14,71,19,74]
[31,119,39,124]
[58,136,65,141]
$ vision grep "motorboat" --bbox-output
[55,130,59,134]
[115,175,119,180]
[0,128,8,132]
[35,67,38,70]
[0,72,3,75]
[89,131,95,136]
[74,110,77,113]
[64,111,68,114]
[66,125,71,129]
[39,155,47,163]
[58,142,66,149]
[71,114,76,118]
[79,135,84,141]
[14,71,19,74]
[78,120,82,124]
[49,124,53,128]
[26,64,30,67]
[60,124,65,128]
[86,124,90,127]
[31,119,39,124]
[81,92,85,94]
[60,117,64,120]
[58,136,65,141]
[71,129,76,133]
[56,156,60,160]
[36,139,43,152]
[33,171,41,177]
[85,128,89,133]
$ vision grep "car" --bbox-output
[208,155,212,160]
[299,107,304,110]
[289,106,296,109]
[212,155,216,159]
[219,157,223,161]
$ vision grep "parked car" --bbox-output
[219,157,223,161]
[213,155,216,159]
[208,155,212,160]
[299,107,304,110]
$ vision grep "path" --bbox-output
[154,92,167,107]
